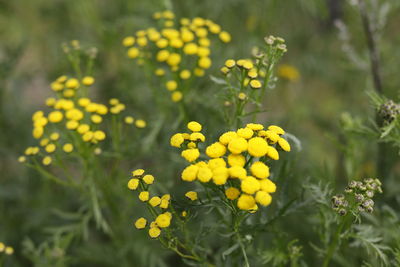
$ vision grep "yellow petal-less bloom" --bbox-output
[132,169,145,176]
[63,143,74,153]
[260,179,276,193]
[135,217,147,229]
[171,91,183,102]
[127,178,139,190]
[225,59,235,68]
[225,187,240,200]
[127,47,140,59]
[77,124,90,134]
[237,194,256,210]
[167,53,181,66]
[149,227,161,238]
[197,166,213,182]
[181,148,200,162]
[249,79,262,89]
[241,176,261,194]
[250,162,270,179]
[135,119,147,128]
[155,213,171,228]
[185,191,198,201]
[42,156,52,166]
[45,143,56,153]
[91,114,103,124]
[181,165,199,181]
[143,174,155,185]
[212,167,229,185]
[205,142,226,158]
[48,111,63,123]
[247,137,269,157]
[227,154,246,167]
[5,246,14,255]
[122,36,135,47]
[82,76,95,86]
[229,166,247,179]
[219,131,238,145]
[166,80,178,91]
[267,146,279,160]
[246,123,264,131]
[187,121,202,132]
[149,196,161,207]
[170,133,184,148]
[65,78,79,89]
[139,191,150,202]
[124,116,134,124]
[208,158,226,169]
[18,156,26,163]
[237,128,254,139]
[278,138,291,152]
[268,125,285,135]
[198,57,211,69]
[180,70,191,80]
[255,191,272,206]
[190,132,205,142]
[228,137,248,154]
[219,31,231,43]
[94,130,106,141]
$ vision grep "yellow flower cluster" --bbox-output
[277,64,300,82]
[20,75,146,166]
[123,10,231,102]
[128,169,173,238]
[170,121,291,211]
[0,242,14,255]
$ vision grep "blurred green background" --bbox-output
[1,0,400,266]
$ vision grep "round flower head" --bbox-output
[149,196,161,207]
[219,31,231,43]
[185,191,198,201]
[143,174,155,185]
[166,80,177,91]
[170,133,184,147]
[247,137,269,157]
[212,167,229,185]
[208,158,226,169]
[237,194,256,210]
[135,217,147,229]
[278,138,291,152]
[255,191,272,206]
[197,166,213,182]
[225,59,235,68]
[246,123,264,131]
[190,132,206,142]
[260,179,276,193]
[135,120,147,128]
[228,137,248,154]
[206,142,226,158]
[219,131,238,145]
[82,76,95,86]
[225,187,240,200]
[181,148,200,162]
[187,121,202,132]
[155,213,171,228]
[249,79,262,89]
[171,91,183,102]
[127,178,139,190]
[237,128,253,139]
[241,176,261,194]
[139,191,150,202]
[132,169,145,176]
[181,165,199,181]
[250,162,270,179]
[267,146,279,160]
[42,156,52,166]
[48,111,63,123]
[227,154,246,167]
[268,125,285,135]
[149,226,161,238]
[63,143,74,153]
[229,166,247,179]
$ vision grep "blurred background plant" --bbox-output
[1,0,399,266]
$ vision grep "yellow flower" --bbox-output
[63,143,74,153]
[65,78,79,89]
[49,132,60,141]
[134,217,147,229]
[171,91,183,102]
[229,166,247,179]
[167,53,181,66]
[255,191,272,206]
[48,111,63,123]
[212,167,229,185]
[149,226,161,238]
[149,196,161,207]
[219,131,238,145]
[82,131,94,142]
[237,194,256,210]
[180,70,191,80]
[139,191,149,202]
[124,116,134,124]
[268,125,285,135]
[250,162,270,179]
[137,36,148,47]
[185,191,198,201]
[225,59,235,68]
[197,166,213,182]
[166,80,177,91]
[93,130,106,141]
[246,123,264,131]
[238,93,247,101]
[181,165,199,181]
[265,130,280,143]
[45,143,56,153]
[278,138,291,152]
[205,142,226,158]
[123,36,135,47]
[198,57,211,69]
[227,137,248,154]
[143,174,155,185]
[267,146,279,160]
[260,179,276,193]
[237,128,253,139]
[132,169,145,176]
[4,246,14,255]
[208,158,226,169]
[227,154,246,167]
[127,178,139,190]
[91,114,102,124]
[78,98,91,107]
[249,79,262,89]
[82,76,95,86]
[66,109,84,121]
[247,137,269,157]
[135,120,146,128]
[33,127,44,139]
[77,124,90,134]
[183,43,198,54]
[155,213,171,228]
[0,242,4,252]
[190,132,206,142]
[277,64,300,82]
[18,156,26,163]
[219,31,231,43]
[225,187,240,200]
[187,121,202,132]
[51,82,64,91]
[170,133,184,148]
[42,156,52,166]
[159,199,169,209]
[181,148,200,162]
[46,97,56,106]
[127,47,140,59]
[241,176,261,194]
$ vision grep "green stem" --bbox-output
[322,215,349,267]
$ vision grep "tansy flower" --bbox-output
[225,187,240,200]
[181,148,200,162]
[139,191,150,202]
[149,226,161,238]
[181,165,199,181]
[135,217,147,229]
[187,121,202,132]
[255,191,272,206]
[241,176,261,194]
[247,137,269,157]
[155,213,172,228]
[227,137,248,154]
[250,162,270,179]
[185,191,198,201]
[260,179,276,193]
[205,142,226,158]
[143,174,155,184]
[127,178,139,190]
[237,194,256,210]
[170,133,184,148]
[149,196,161,207]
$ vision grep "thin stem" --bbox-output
[322,215,349,267]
